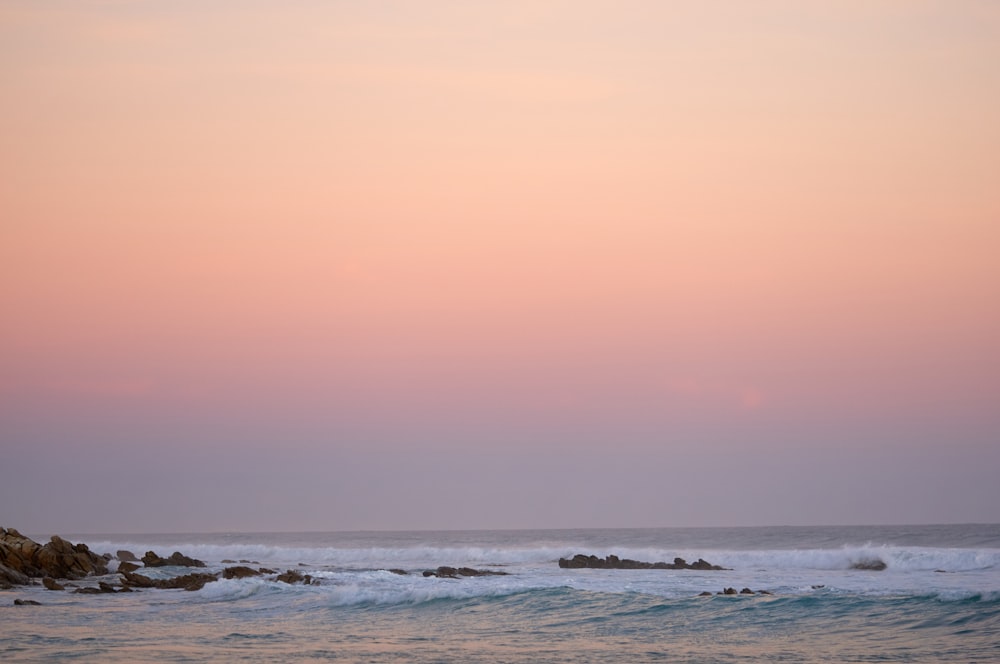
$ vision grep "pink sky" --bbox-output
[2,1,999,533]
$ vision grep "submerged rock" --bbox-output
[851,559,887,571]
[222,566,262,580]
[275,569,315,585]
[422,566,508,578]
[14,598,42,606]
[711,587,772,596]
[558,554,726,571]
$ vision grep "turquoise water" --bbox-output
[4,525,999,662]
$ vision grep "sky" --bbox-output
[2,0,999,534]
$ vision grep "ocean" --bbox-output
[3,524,999,662]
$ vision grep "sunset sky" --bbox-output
[2,1,999,534]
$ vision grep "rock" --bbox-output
[98,582,118,593]
[120,571,156,589]
[14,599,42,606]
[558,553,726,571]
[1,528,108,581]
[721,587,737,595]
[422,566,508,578]
[689,558,724,571]
[740,587,754,594]
[74,587,103,594]
[851,559,887,571]
[1,562,32,587]
[117,550,138,562]
[275,569,314,585]
[42,577,65,591]
[387,569,408,575]
[221,559,237,564]
[118,562,140,574]
[121,571,217,591]
[222,566,262,580]
[141,550,206,568]
[698,591,713,596]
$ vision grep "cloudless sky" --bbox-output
[2,1,999,534]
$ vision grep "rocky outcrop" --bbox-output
[422,566,509,578]
[558,554,726,571]
[222,566,263,579]
[141,551,206,568]
[116,550,138,562]
[1,527,109,581]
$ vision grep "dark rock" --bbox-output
[98,582,117,593]
[121,570,217,591]
[851,559,887,571]
[42,577,64,591]
[118,562,140,574]
[698,591,713,596]
[1,528,108,581]
[120,571,156,589]
[558,553,726,571]
[142,550,206,568]
[275,569,310,584]
[758,590,773,595]
[722,587,737,595]
[422,566,508,578]
[74,587,102,594]
[387,569,408,575]
[117,550,138,562]
[1,563,32,587]
[222,566,262,580]
[14,599,42,606]
[740,587,754,594]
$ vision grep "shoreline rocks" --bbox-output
[559,554,727,571]
[2,527,109,582]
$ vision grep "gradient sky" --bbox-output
[2,1,999,534]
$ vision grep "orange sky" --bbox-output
[2,1,999,532]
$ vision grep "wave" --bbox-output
[81,534,1000,574]
[185,574,1000,610]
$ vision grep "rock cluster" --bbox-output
[141,551,206,568]
[120,571,218,591]
[2,527,109,587]
[558,554,726,571]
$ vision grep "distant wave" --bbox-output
[84,539,1000,573]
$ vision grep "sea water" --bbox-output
[3,524,998,662]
